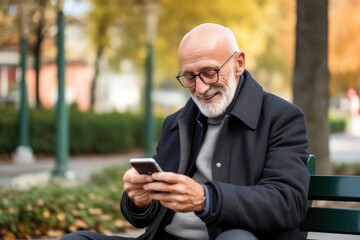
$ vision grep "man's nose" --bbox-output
[193,76,210,95]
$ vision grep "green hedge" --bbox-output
[0,107,349,155]
[0,108,18,153]
[0,163,132,239]
[329,114,347,133]
[0,107,163,155]
[333,162,360,175]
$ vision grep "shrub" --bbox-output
[0,107,164,155]
[0,164,132,239]
[329,115,347,133]
[68,111,141,154]
[29,108,56,154]
[0,108,17,153]
[333,162,360,175]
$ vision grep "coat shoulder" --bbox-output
[263,91,305,116]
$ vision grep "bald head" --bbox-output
[178,23,239,60]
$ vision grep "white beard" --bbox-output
[191,73,238,118]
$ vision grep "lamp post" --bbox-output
[13,2,35,164]
[52,0,74,179]
[143,0,159,157]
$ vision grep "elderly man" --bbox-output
[61,23,309,240]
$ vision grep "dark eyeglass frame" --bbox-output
[176,51,238,88]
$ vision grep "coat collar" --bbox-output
[170,70,263,130]
[228,70,263,130]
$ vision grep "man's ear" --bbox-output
[235,52,246,76]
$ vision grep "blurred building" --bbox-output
[26,61,93,111]
[0,0,187,114]
[0,48,18,106]
[95,66,141,113]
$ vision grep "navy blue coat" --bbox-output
[121,70,310,240]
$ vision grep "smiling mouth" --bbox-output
[199,92,218,100]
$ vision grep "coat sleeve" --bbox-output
[120,192,161,228]
[201,104,310,232]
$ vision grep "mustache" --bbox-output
[194,87,222,98]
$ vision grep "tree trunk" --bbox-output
[294,0,331,174]
[90,45,104,110]
[33,0,47,108]
[34,33,43,108]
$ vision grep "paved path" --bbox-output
[330,133,360,163]
[0,153,140,189]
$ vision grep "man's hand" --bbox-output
[123,168,154,209]
[143,172,205,213]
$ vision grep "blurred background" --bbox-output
[0,0,359,110]
[0,0,360,238]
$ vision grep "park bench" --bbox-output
[301,155,360,239]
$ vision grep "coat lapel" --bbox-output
[178,117,195,174]
[229,70,263,130]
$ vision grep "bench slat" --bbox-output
[301,208,360,234]
[308,176,360,201]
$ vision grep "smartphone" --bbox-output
[130,158,163,175]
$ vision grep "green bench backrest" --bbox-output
[301,155,360,236]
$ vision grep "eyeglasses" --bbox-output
[176,51,237,88]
